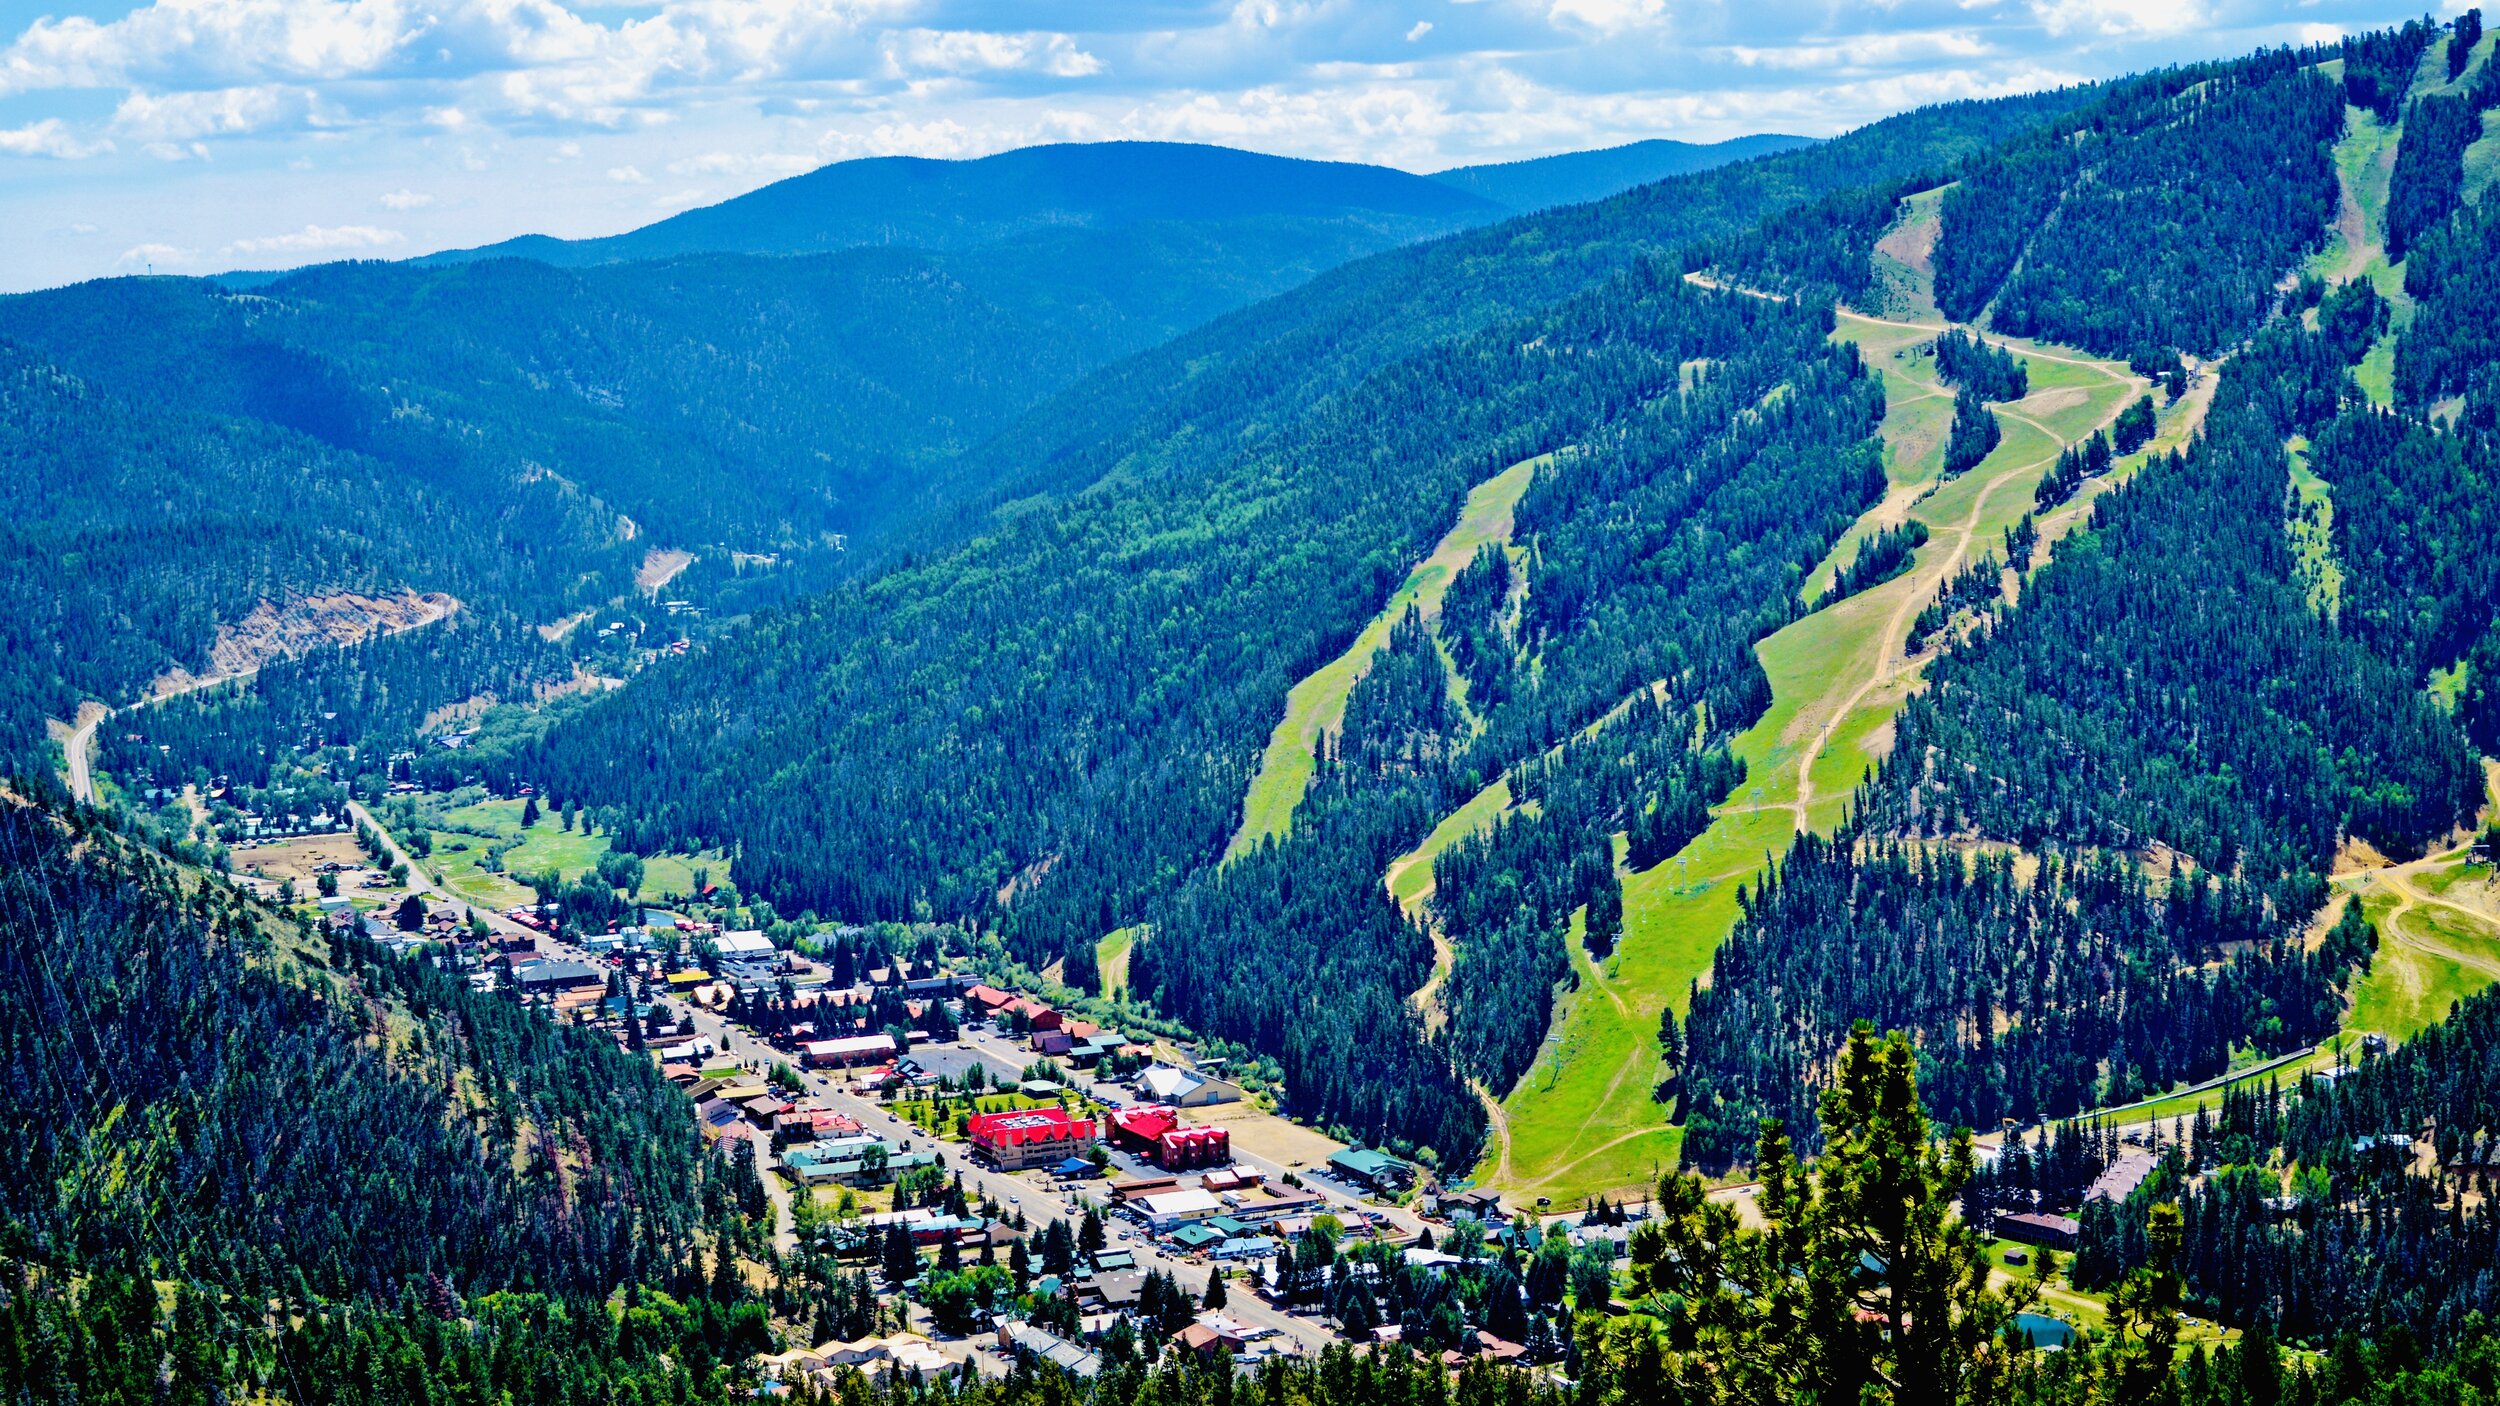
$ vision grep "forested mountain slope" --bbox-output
[1429,134,1816,211]
[512,86,2100,1159]
[1933,50,2352,357]
[0,93,2083,790]
[1,250,1194,559]
[1,236,1347,774]
[0,791,724,1297]
[422,142,1504,266]
[0,144,1550,776]
[0,334,626,781]
[924,89,2094,523]
[0,790,788,1401]
[1681,26,2500,1174]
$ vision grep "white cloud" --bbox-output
[224,223,405,255]
[886,30,1105,79]
[1406,22,1433,42]
[1724,31,1993,71]
[1,0,416,93]
[379,188,433,208]
[0,116,109,158]
[809,115,985,161]
[117,241,191,266]
[113,84,307,141]
[2028,0,2208,40]
[1548,0,1667,34]
[606,162,648,181]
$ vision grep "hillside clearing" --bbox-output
[1228,454,1542,857]
[399,794,725,911]
[1478,305,2150,1204]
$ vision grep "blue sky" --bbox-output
[0,0,2460,291]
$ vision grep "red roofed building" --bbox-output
[1109,1106,1180,1155]
[968,1106,1098,1170]
[1109,1107,1230,1169]
[1158,1125,1230,1170]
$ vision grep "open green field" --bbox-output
[1478,308,2146,1202]
[1228,454,1543,857]
[2306,102,2418,407]
[2309,105,2399,289]
[426,833,538,909]
[2417,853,2497,899]
[2346,881,2500,1045]
[408,794,721,909]
[1386,779,1515,914]
[1095,926,1141,995]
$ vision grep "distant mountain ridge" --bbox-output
[418,141,1506,268]
[1430,134,1818,212]
[409,137,1811,272]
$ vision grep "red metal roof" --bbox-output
[1111,1106,1180,1141]
[968,1106,1093,1148]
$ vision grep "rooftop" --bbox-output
[967,1106,1092,1147]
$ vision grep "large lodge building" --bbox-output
[966,1106,1098,1170]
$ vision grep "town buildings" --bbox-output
[966,1106,1098,1171]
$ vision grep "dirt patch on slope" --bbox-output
[2014,387,2089,416]
[158,590,459,696]
[637,547,695,592]
[1875,204,1940,275]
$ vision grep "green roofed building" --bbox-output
[1328,1148,1415,1192]
[1169,1223,1225,1251]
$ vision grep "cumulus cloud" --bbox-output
[606,162,648,181]
[886,29,1105,79]
[1548,0,1668,34]
[378,188,433,208]
[2028,0,2210,40]
[113,84,313,140]
[2,0,415,92]
[224,223,404,255]
[0,117,109,158]
[117,241,190,265]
